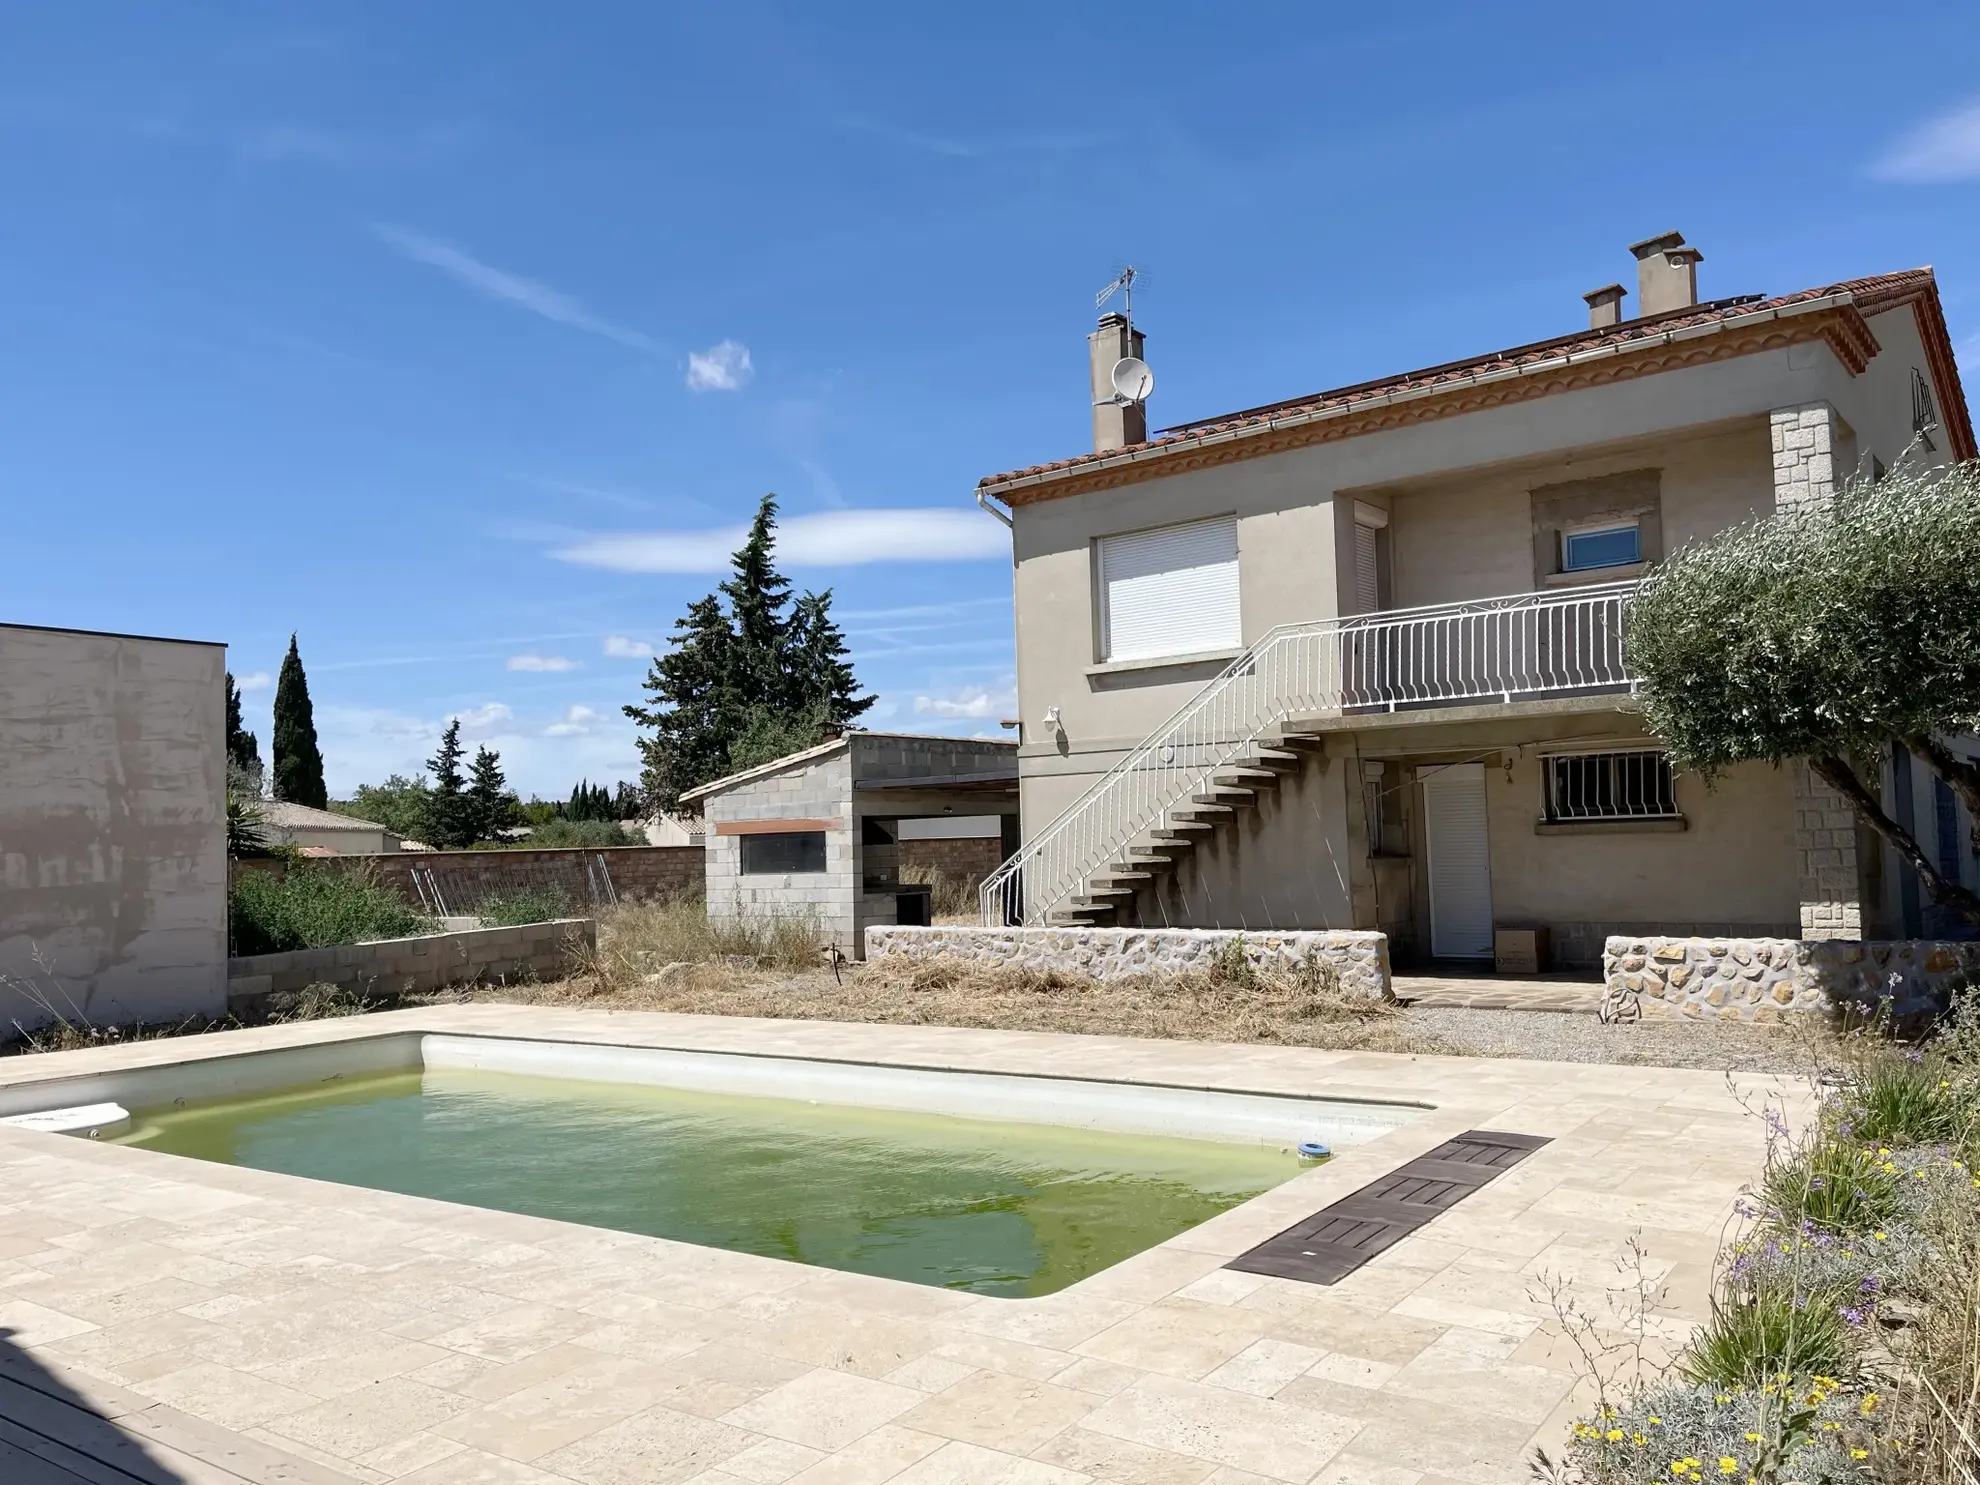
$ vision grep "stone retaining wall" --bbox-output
[227,918,595,1012]
[864,926,1390,999]
[1601,935,1980,1023]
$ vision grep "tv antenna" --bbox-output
[1094,265,1154,406]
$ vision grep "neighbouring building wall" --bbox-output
[1480,755,1799,968]
[702,749,855,951]
[271,825,395,855]
[0,625,227,1032]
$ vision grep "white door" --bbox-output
[1423,763,1493,960]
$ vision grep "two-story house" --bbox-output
[974,233,1976,968]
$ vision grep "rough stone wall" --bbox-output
[1600,934,1980,1024]
[1,625,228,1033]
[237,847,705,916]
[1769,403,1841,516]
[227,918,595,1010]
[865,925,1391,1000]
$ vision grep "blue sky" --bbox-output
[5,3,1979,798]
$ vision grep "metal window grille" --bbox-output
[1912,369,1939,453]
[1544,751,1676,822]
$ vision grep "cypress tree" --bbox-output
[225,672,262,777]
[271,636,327,809]
[423,720,473,849]
[720,495,793,700]
[466,746,514,844]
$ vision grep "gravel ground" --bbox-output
[1406,1004,1812,1072]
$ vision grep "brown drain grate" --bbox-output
[1225,1129,1550,1286]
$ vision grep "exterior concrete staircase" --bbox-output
[978,583,1637,929]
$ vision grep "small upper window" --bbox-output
[1561,522,1641,572]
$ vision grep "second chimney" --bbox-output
[1630,231,1704,316]
[1583,283,1627,329]
[1089,312,1146,453]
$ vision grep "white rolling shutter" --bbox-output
[1423,763,1494,960]
[1354,521,1380,613]
[1099,516,1241,662]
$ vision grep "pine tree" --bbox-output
[422,720,474,849]
[466,746,514,844]
[622,495,873,811]
[225,672,262,778]
[271,636,327,809]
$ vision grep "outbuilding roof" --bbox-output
[976,267,1973,503]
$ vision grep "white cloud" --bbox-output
[506,653,578,672]
[235,670,272,692]
[373,224,656,350]
[686,339,753,391]
[1871,100,1980,183]
[602,634,654,658]
[544,704,604,737]
[913,685,1012,720]
[555,508,1009,573]
[450,702,514,738]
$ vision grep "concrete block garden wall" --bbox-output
[1601,935,1980,1023]
[227,919,596,1012]
[865,926,1391,999]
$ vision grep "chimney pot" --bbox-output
[1628,230,1703,316]
[1088,312,1146,453]
[1583,283,1627,329]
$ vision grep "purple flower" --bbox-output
[1906,1048,1925,1063]
[1860,1275,1881,1293]
[1841,1306,1868,1325]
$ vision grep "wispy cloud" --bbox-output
[234,670,272,692]
[913,684,1012,720]
[1871,100,1980,182]
[544,704,604,737]
[507,653,578,673]
[602,635,654,658]
[839,117,1112,160]
[686,339,753,391]
[556,509,1008,574]
[373,224,655,350]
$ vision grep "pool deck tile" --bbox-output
[0,1004,1812,1483]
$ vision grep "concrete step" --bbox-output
[1244,747,1305,770]
[1173,802,1236,819]
[1213,767,1281,785]
[1192,785,1257,803]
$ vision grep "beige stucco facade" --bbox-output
[994,266,1969,964]
[0,622,229,1031]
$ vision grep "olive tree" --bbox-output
[1627,456,1980,925]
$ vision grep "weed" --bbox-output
[230,863,434,955]
[477,886,574,927]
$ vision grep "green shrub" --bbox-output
[514,817,639,848]
[477,887,574,927]
[1761,1140,1901,1234]
[1679,1291,1851,1388]
[230,866,434,956]
[1842,1054,1967,1148]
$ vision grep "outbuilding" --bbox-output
[680,731,1018,957]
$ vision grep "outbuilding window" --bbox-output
[1097,516,1241,662]
[1544,750,1677,822]
[740,831,827,874]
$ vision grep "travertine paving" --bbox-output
[0,1006,1805,1484]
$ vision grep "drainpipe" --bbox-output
[975,489,1012,529]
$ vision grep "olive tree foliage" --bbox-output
[1628,455,1980,925]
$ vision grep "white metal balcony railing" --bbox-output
[979,581,1639,927]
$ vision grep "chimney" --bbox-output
[1089,312,1146,453]
[1583,283,1627,329]
[1630,231,1704,316]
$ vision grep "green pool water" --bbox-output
[116,1069,1301,1296]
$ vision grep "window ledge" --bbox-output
[1085,647,1243,678]
[1541,562,1647,588]
[1534,816,1686,836]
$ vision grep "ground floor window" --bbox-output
[740,831,827,874]
[1544,750,1676,821]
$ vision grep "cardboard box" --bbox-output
[1494,928,1548,976]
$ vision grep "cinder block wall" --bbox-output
[1,624,228,1033]
[704,751,855,950]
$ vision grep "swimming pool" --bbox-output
[1,1033,1424,1297]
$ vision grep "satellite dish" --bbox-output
[1111,357,1154,404]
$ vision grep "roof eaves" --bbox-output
[677,735,852,805]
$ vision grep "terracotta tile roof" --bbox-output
[977,268,1972,495]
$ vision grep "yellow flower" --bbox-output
[1744,1433,1762,1443]
[1648,1416,1662,1426]
[1607,1429,1625,1442]
[1860,1393,1879,1415]
[1851,1449,1869,1460]
[1719,1459,1738,1475]
[1633,1433,1648,1446]
[1873,1231,1886,1241]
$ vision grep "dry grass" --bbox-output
[490,908,1456,1054]
[582,896,828,979]
[898,864,979,920]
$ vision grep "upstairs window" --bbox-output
[740,831,827,874]
[1545,750,1677,822]
[1561,521,1641,572]
[1098,516,1241,662]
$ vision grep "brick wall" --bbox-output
[227,918,595,1010]
[899,836,1003,884]
[235,846,704,916]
